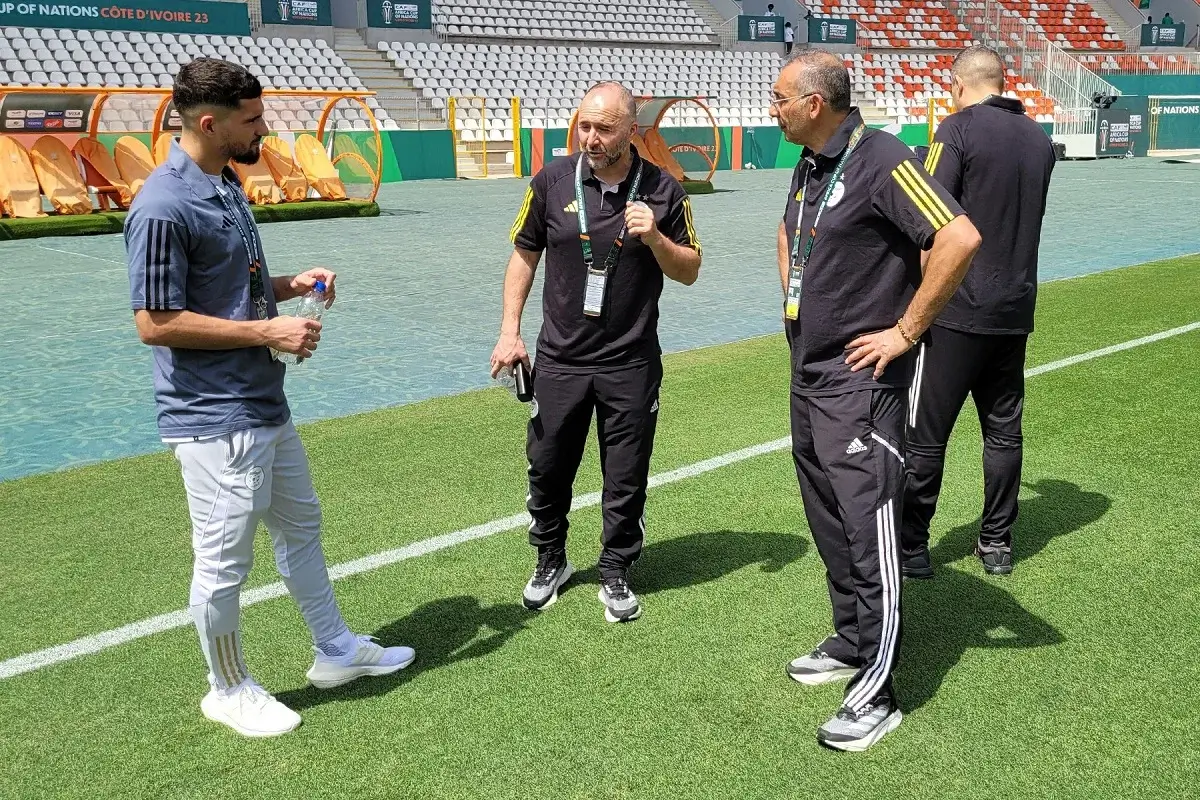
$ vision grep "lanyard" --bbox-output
[790,123,866,271]
[214,174,269,321]
[574,154,645,274]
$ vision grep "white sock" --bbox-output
[316,627,358,659]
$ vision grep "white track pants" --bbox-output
[170,420,349,689]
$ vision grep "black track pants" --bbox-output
[791,387,907,711]
[526,360,662,577]
[901,326,1027,555]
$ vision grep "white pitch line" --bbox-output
[2,321,1198,681]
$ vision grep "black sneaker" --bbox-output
[901,546,934,580]
[522,550,574,610]
[817,697,903,752]
[976,542,1013,575]
[597,573,642,623]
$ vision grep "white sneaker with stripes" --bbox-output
[306,634,416,689]
[200,678,302,738]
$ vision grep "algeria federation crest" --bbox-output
[246,466,265,491]
[827,180,846,208]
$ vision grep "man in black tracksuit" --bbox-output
[901,46,1056,579]
[490,81,702,624]
[770,50,981,751]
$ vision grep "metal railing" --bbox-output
[1081,50,1200,74]
[717,17,738,50]
[944,0,1120,116]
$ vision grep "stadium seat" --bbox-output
[0,134,44,217]
[113,136,155,197]
[29,135,91,215]
[73,137,132,209]
[260,136,309,202]
[292,133,347,200]
[231,156,283,205]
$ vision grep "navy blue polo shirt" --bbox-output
[125,141,288,439]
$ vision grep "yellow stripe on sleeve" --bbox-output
[924,142,943,176]
[681,197,702,256]
[892,161,953,229]
[509,187,534,243]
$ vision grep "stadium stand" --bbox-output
[0,28,390,131]
[1080,52,1200,73]
[431,0,718,44]
[805,1,974,48]
[809,0,1124,50]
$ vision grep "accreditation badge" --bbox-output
[584,266,607,317]
[784,264,803,320]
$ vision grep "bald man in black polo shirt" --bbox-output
[490,81,702,624]
[769,50,981,751]
[901,46,1056,580]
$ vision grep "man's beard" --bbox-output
[229,141,262,165]
[585,139,629,169]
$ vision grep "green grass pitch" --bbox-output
[1,256,1198,799]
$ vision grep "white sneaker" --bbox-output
[200,679,302,738]
[306,634,416,690]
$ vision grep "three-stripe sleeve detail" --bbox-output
[891,161,954,230]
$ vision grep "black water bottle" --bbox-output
[514,361,534,403]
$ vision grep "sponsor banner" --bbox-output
[0,0,249,34]
[808,17,856,44]
[1095,108,1132,157]
[1140,23,1186,46]
[0,92,97,135]
[366,0,430,28]
[260,0,330,26]
[737,15,784,42]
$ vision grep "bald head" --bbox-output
[951,46,1005,93]
[779,49,851,113]
[581,81,637,124]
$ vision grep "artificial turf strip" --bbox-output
[0,255,1197,798]
[0,200,379,240]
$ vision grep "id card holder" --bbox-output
[584,266,607,317]
[784,264,804,320]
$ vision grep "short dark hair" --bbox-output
[785,49,852,113]
[951,46,1006,92]
[172,57,262,123]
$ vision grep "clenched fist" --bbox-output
[624,200,661,245]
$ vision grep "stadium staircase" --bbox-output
[332,31,442,131]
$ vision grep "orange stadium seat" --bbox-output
[29,136,91,216]
[293,134,347,201]
[261,137,310,202]
[113,136,156,198]
[153,135,176,167]
[73,137,133,211]
[0,135,44,219]
[230,157,284,206]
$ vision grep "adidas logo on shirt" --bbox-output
[564,200,579,214]
[846,438,868,455]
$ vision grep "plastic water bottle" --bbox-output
[276,281,327,365]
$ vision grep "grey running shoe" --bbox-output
[522,551,574,610]
[817,698,903,752]
[598,574,642,623]
[976,542,1013,575]
[787,645,858,686]
[902,546,934,580]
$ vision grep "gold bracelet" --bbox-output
[896,318,919,346]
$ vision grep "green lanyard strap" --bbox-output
[215,174,269,322]
[790,123,866,271]
[575,154,645,274]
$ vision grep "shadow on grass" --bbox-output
[277,530,808,711]
[896,479,1112,712]
[561,529,807,599]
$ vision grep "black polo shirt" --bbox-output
[511,146,702,373]
[783,108,966,397]
[924,95,1056,335]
